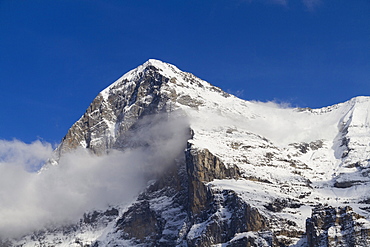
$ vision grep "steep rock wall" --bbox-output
[306,205,370,247]
[102,143,270,246]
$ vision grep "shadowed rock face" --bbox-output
[184,146,270,246]
[107,143,270,247]
[57,64,174,157]
[185,144,241,219]
[306,206,370,247]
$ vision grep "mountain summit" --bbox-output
[8,60,370,246]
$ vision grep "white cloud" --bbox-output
[0,112,190,239]
[251,99,293,109]
[0,139,53,171]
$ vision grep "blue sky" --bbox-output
[0,0,369,144]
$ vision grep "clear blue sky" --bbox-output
[0,0,369,144]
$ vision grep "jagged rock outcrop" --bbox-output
[99,141,267,247]
[186,188,272,246]
[184,146,269,246]
[57,63,176,157]
[185,144,241,218]
[306,205,370,247]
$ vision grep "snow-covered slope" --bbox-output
[8,60,370,246]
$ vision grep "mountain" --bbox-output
[6,59,370,246]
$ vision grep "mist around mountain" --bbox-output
[1,60,370,246]
[0,113,190,239]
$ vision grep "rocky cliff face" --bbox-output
[8,60,370,246]
[306,206,370,247]
[56,63,175,157]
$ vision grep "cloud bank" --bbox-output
[0,113,190,239]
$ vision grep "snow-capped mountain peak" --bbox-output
[9,60,370,246]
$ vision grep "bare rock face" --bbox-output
[186,189,272,247]
[57,64,174,157]
[184,146,271,246]
[185,144,241,219]
[58,94,114,155]
[116,200,162,243]
[306,205,370,247]
[186,145,241,183]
